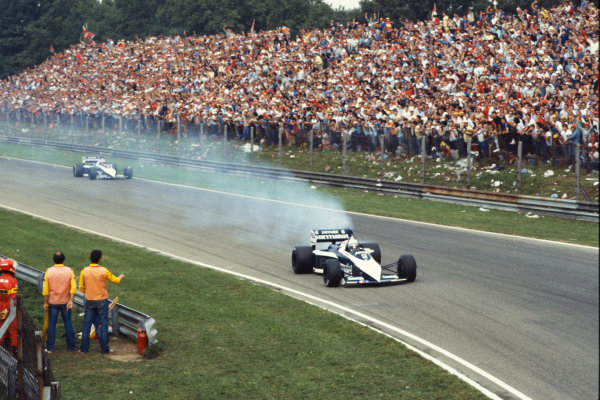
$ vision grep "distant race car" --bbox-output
[73,156,133,180]
[292,228,417,287]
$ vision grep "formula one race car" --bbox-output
[73,156,133,180]
[292,228,417,287]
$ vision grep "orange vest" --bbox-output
[44,265,75,305]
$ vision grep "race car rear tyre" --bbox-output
[361,242,381,264]
[292,246,313,274]
[89,167,98,180]
[398,255,417,282]
[124,166,133,179]
[323,259,343,287]
[73,164,84,177]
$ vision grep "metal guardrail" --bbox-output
[1,135,598,222]
[2,255,157,345]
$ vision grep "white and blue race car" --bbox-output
[73,156,133,180]
[292,229,417,287]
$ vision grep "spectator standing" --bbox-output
[0,259,18,354]
[42,252,76,353]
[79,250,125,354]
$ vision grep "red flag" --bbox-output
[83,25,95,40]
[49,44,54,53]
[250,19,255,34]
[75,51,85,64]
[432,4,437,16]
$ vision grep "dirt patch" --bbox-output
[105,336,143,362]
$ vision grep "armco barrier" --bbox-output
[0,135,596,222]
[2,255,157,345]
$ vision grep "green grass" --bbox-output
[4,209,486,400]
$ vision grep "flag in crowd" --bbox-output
[83,24,95,41]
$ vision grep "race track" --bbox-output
[0,156,598,400]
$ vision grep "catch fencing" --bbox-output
[0,107,597,214]
[0,295,58,400]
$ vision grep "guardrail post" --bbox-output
[421,135,426,185]
[278,125,282,168]
[137,115,141,145]
[199,119,204,148]
[224,123,228,156]
[250,126,254,163]
[43,112,47,142]
[517,141,523,194]
[17,296,24,400]
[380,134,385,180]
[177,115,182,154]
[310,128,314,172]
[110,304,120,337]
[467,137,472,189]
[342,130,348,175]
[575,144,580,202]
[85,115,90,145]
[36,331,43,398]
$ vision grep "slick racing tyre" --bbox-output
[88,167,99,180]
[124,166,133,179]
[397,255,417,282]
[73,164,84,177]
[292,246,313,274]
[361,242,381,264]
[323,259,343,287]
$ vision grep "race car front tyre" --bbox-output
[361,242,381,264]
[323,259,343,287]
[398,255,417,282]
[73,164,84,177]
[292,246,313,274]
[89,167,98,180]
[124,166,133,179]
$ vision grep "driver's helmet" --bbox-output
[348,236,359,250]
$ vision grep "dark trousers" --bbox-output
[80,299,109,353]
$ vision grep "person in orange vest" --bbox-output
[43,252,76,352]
[79,250,125,354]
[0,258,18,353]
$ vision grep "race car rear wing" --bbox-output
[310,229,354,245]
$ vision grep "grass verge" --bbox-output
[3,209,487,400]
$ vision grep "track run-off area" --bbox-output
[0,156,598,400]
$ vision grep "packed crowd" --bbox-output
[0,1,598,167]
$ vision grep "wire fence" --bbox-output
[0,295,59,400]
[0,107,597,201]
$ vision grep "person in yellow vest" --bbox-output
[79,250,124,354]
[43,252,76,352]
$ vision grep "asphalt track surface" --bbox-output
[0,156,598,400]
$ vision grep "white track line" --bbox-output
[0,202,533,400]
